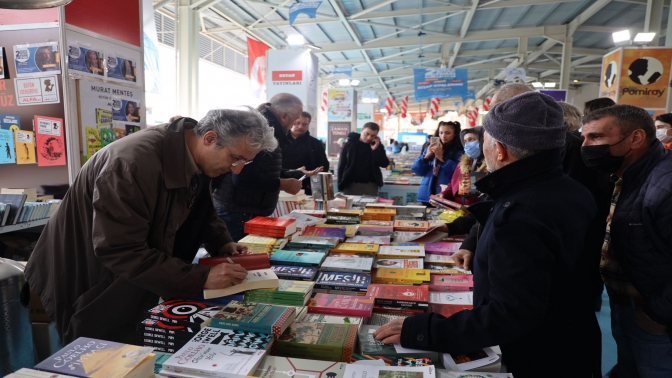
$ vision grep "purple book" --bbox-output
[301,225,346,241]
[424,242,461,255]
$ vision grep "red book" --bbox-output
[34,115,66,167]
[198,254,271,270]
[428,275,474,292]
[429,303,473,317]
[307,293,375,317]
[366,284,429,308]
[245,216,296,229]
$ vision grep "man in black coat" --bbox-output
[374,92,601,378]
[282,111,329,195]
[337,122,389,196]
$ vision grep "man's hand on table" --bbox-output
[373,318,404,344]
[220,242,248,255]
[204,263,247,290]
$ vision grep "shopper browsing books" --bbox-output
[337,122,390,196]
[25,109,276,345]
[282,111,330,195]
[374,92,602,378]
[436,126,486,206]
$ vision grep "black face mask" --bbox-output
[580,132,633,173]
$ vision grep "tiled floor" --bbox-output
[596,291,617,377]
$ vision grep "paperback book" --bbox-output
[301,225,346,241]
[145,300,220,328]
[377,246,426,258]
[286,236,339,250]
[270,250,327,267]
[428,291,474,317]
[190,326,273,350]
[298,313,364,328]
[204,269,279,299]
[374,258,423,269]
[366,284,429,308]
[316,223,358,237]
[276,323,358,362]
[161,343,265,378]
[345,235,391,245]
[320,254,374,273]
[255,356,347,378]
[424,254,455,265]
[307,294,375,317]
[342,361,434,378]
[357,325,439,365]
[210,301,296,336]
[315,271,371,293]
[331,243,379,254]
[367,313,408,326]
[393,220,431,232]
[270,265,318,281]
[372,268,431,285]
[424,242,461,255]
[428,275,474,292]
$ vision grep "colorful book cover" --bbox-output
[426,265,469,275]
[321,255,374,273]
[34,337,153,377]
[345,235,391,245]
[276,323,358,362]
[34,115,66,167]
[14,130,36,164]
[374,258,423,269]
[373,268,430,285]
[246,216,297,229]
[424,254,455,265]
[342,362,434,378]
[307,294,375,317]
[85,126,101,158]
[0,129,16,164]
[301,225,346,241]
[211,300,296,336]
[255,356,347,378]
[0,114,20,130]
[246,280,314,298]
[270,265,318,281]
[378,246,426,258]
[145,299,220,328]
[316,224,358,237]
[428,291,473,317]
[162,342,265,377]
[366,284,429,308]
[298,313,364,327]
[136,318,197,336]
[424,242,461,255]
[428,275,474,292]
[315,271,371,292]
[357,325,439,364]
[393,220,431,232]
[287,236,339,249]
[99,128,116,147]
[270,250,326,267]
[190,326,273,350]
[331,243,379,254]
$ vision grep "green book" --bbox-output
[210,300,296,337]
[276,323,358,362]
[357,325,440,363]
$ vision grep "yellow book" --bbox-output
[316,224,358,237]
[85,126,102,158]
[14,130,36,164]
[373,268,431,284]
[239,235,277,246]
[331,243,379,254]
[362,208,397,215]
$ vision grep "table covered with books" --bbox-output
[13,203,513,378]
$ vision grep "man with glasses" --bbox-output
[214,93,314,241]
[25,109,278,345]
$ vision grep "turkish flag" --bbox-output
[248,38,269,101]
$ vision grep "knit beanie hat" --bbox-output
[483,91,566,150]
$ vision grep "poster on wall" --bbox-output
[14,130,36,164]
[106,54,137,83]
[112,97,141,123]
[356,103,374,131]
[14,75,60,106]
[414,68,468,101]
[34,115,66,167]
[0,114,20,130]
[67,42,104,77]
[327,122,350,156]
[600,49,621,101]
[327,89,353,122]
[13,42,61,77]
[0,129,16,164]
[618,48,672,109]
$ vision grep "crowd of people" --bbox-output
[22,85,672,378]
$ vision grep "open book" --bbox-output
[203,268,279,299]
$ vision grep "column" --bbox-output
[177,0,199,117]
[560,36,573,90]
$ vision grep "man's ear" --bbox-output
[495,141,508,162]
[203,130,218,146]
[631,129,648,149]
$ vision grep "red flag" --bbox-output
[247,38,269,100]
[385,97,394,114]
[400,96,409,118]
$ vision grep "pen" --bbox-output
[226,257,235,264]
[298,175,307,181]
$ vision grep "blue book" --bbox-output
[0,129,16,164]
[0,114,20,130]
[270,250,326,267]
[270,265,318,281]
[315,271,372,292]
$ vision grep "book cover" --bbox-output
[246,280,314,299]
[270,250,326,267]
[276,323,358,362]
[203,269,280,299]
[424,254,455,265]
[85,126,101,158]
[246,216,297,229]
[0,129,16,164]
[378,246,425,258]
[301,225,347,241]
[368,313,408,326]
[34,337,153,378]
[190,327,273,350]
[315,271,371,292]
[373,268,430,285]
[331,243,379,254]
[345,236,391,245]
[163,342,265,377]
[374,258,423,269]
[14,130,36,164]
[321,255,374,273]
[366,284,429,308]
[316,224,358,237]
[428,292,473,317]
[0,113,20,130]
[307,294,374,317]
[211,301,296,336]
[426,265,469,275]
[298,313,364,327]
[270,265,318,281]
[342,362,434,378]
[34,115,66,167]
[424,242,461,255]
[287,236,339,249]
[255,356,347,378]
[393,220,430,232]
[357,325,439,363]
[428,275,474,292]
[136,318,197,337]
[145,300,220,328]
[442,348,500,372]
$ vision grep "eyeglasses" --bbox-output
[227,146,254,167]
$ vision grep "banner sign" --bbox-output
[539,89,567,102]
[289,1,322,26]
[414,68,468,101]
[327,88,353,121]
[333,66,352,77]
[13,42,61,77]
[14,75,60,106]
[505,68,526,83]
[248,37,269,101]
[618,48,672,109]
[599,49,621,101]
[327,122,349,156]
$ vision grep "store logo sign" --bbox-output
[272,70,302,85]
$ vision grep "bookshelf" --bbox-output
[0,218,48,235]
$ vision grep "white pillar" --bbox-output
[177,0,199,117]
[560,36,572,90]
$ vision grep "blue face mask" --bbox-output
[464,141,481,159]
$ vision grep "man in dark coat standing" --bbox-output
[25,109,278,345]
[337,122,389,196]
[374,92,602,378]
[282,111,329,195]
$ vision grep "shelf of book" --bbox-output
[0,218,49,235]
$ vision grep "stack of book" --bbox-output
[270,250,327,267]
[297,312,365,330]
[367,284,429,310]
[372,268,431,285]
[244,216,297,238]
[428,275,474,292]
[286,236,339,250]
[301,225,347,241]
[307,293,374,317]
[424,254,456,266]
[245,280,315,306]
[377,245,426,259]
[320,253,375,274]
[272,190,313,217]
[253,356,348,378]
[270,265,319,281]
[275,323,358,362]
[331,242,379,255]
[361,208,396,222]
[424,242,462,255]
[210,300,297,337]
[1,187,37,201]
[357,224,394,237]
[238,235,278,254]
[325,209,362,225]
[314,271,371,296]
[291,209,326,217]
[373,257,423,269]
[426,265,471,275]
[310,172,335,202]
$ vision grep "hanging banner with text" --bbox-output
[414,68,468,101]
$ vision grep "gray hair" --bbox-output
[488,134,539,160]
[269,93,303,117]
[557,102,583,132]
[195,107,278,152]
[492,83,532,105]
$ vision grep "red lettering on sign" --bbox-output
[272,70,303,81]
[0,95,15,107]
[0,81,6,91]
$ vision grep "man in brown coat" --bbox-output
[25,108,278,345]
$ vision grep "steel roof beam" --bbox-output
[349,0,400,19]
[207,6,277,49]
[449,0,480,68]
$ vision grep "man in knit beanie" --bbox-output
[375,91,602,378]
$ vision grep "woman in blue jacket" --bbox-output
[411,121,464,205]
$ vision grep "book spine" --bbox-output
[315,284,368,292]
[373,298,428,309]
[308,306,370,318]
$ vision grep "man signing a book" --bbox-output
[26,109,278,345]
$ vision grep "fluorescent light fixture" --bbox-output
[634,32,656,43]
[350,79,360,86]
[612,30,631,43]
[338,79,350,86]
[371,98,379,103]
[544,82,556,88]
[362,98,372,103]
[573,79,579,83]
[286,34,305,46]
[532,82,543,88]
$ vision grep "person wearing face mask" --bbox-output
[374,92,602,378]
[581,105,672,377]
[654,113,672,149]
[435,126,487,206]
[411,121,464,206]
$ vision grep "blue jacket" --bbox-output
[609,141,672,335]
[401,149,601,378]
[410,146,462,203]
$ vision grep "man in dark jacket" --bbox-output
[582,105,672,377]
[282,111,329,194]
[25,110,278,345]
[213,94,305,241]
[375,92,601,378]
[337,122,389,196]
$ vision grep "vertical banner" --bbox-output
[600,48,621,101]
[248,38,269,101]
[143,0,161,94]
[327,88,353,122]
[356,103,374,132]
[414,68,468,101]
[618,47,672,110]
[327,122,350,156]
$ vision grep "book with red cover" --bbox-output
[301,225,346,241]
[307,293,375,317]
[245,216,297,237]
[366,284,429,308]
[424,242,461,255]
[428,275,474,292]
[198,254,271,270]
[145,299,221,328]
